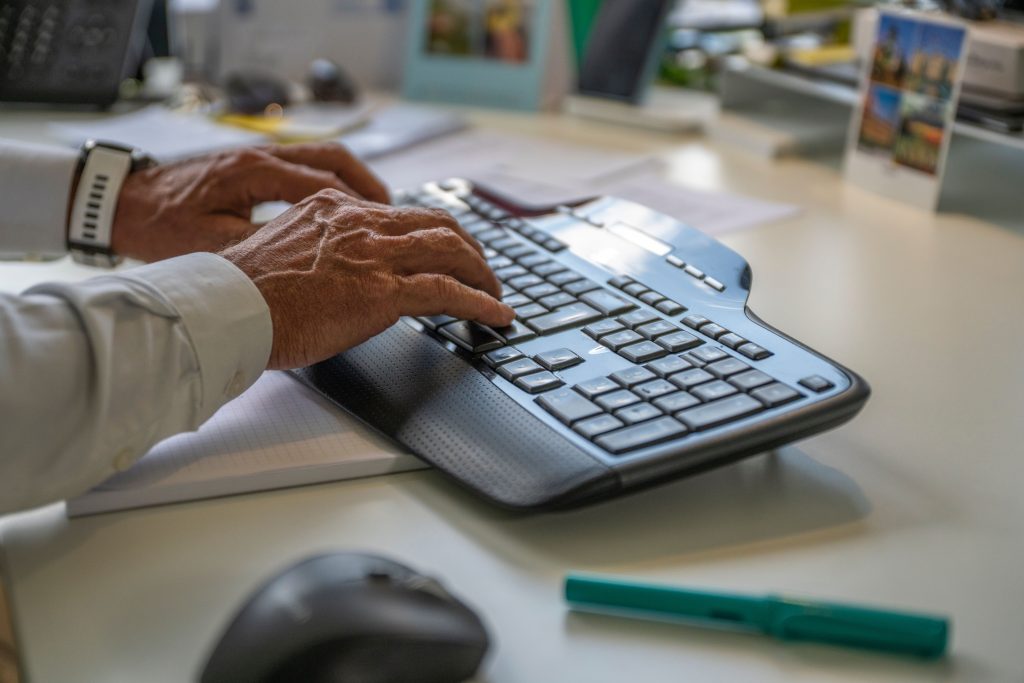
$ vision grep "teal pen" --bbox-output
[564,573,950,658]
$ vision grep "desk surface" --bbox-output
[1,106,1023,683]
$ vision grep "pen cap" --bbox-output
[765,597,949,658]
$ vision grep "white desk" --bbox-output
[1,107,1023,683]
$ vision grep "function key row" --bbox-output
[665,255,724,292]
[681,315,772,361]
[607,275,686,316]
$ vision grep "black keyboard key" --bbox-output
[438,321,504,353]
[669,368,715,390]
[595,417,688,454]
[547,270,584,286]
[688,346,730,364]
[516,253,548,267]
[580,290,636,316]
[699,323,729,340]
[653,391,701,413]
[638,291,666,306]
[508,273,543,290]
[514,303,548,320]
[522,282,561,300]
[682,315,710,330]
[563,278,602,296]
[632,379,677,401]
[729,369,774,392]
[677,394,763,431]
[525,303,603,335]
[656,331,702,353]
[534,348,582,371]
[706,357,751,379]
[799,375,834,392]
[595,389,641,411]
[532,262,567,277]
[574,376,619,399]
[618,310,660,329]
[483,347,523,367]
[615,402,663,425]
[610,366,656,388]
[417,314,457,330]
[536,388,602,425]
[497,357,544,380]
[645,355,693,377]
[538,292,576,309]
[636,320,678,340]
[503,244,536,260]
[584,319,625,339]
[718,332,747,350]
[750,383,802,408]
[691,380,739,403]
[656,299,686,315]
[494,321,537,343]
[515,371,564,394]
[619,341,667,364]
[737,343,773,360]
[608,275,635,289]
[622,282,649,297]
[573,414,625,440]
[599,329,644,351]
[503,293,531,308]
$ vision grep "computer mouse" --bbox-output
[223,70,291,115]
[199,552,491,683]
[307,58,359,104]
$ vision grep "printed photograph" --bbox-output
[425,0,477,57]
[483,0,532,63]
[892,92,950,175]
[870,14,917,89]
[857,84,903,153]
[903,22,967,100]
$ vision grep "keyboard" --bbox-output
[293,178,870,510]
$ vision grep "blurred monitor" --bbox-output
[576,0,674,103]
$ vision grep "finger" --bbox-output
[386,228,502,299]
[398,274,515,328]
[373,206,484,256]
[233,153,355,207]
[261,142,390,204]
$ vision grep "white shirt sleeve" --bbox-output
[0,138,79,260]
[0,252,272,514]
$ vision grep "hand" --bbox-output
[221,189,516,369]
[110,142,389,262]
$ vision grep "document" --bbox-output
[66,372,425,517]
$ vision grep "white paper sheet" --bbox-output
[66,371,425,517]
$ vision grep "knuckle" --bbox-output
[232,148,269,165]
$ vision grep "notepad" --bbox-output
[65,371,426,517]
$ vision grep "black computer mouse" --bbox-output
[223,70,291,115]
[199,552,490,683]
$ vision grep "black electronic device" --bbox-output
[294,179,870,511]
[200,552,490,683]
[576,0,674,103]
[0,0,154,107]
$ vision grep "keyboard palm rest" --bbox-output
[293,178,869,510]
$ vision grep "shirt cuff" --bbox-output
[122,252,273,421]
[0,138,79,260]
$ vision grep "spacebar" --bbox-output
[526,303,603,335]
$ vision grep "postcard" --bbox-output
[844,10,969,210]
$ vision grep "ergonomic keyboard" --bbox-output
[293,178,870,511]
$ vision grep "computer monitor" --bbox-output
[576,0,674,103]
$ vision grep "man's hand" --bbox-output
[111,143,389,262]
[221,189,516,369]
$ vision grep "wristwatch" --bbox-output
[67,140,156,267]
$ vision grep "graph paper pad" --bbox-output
[65,372,426,517]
